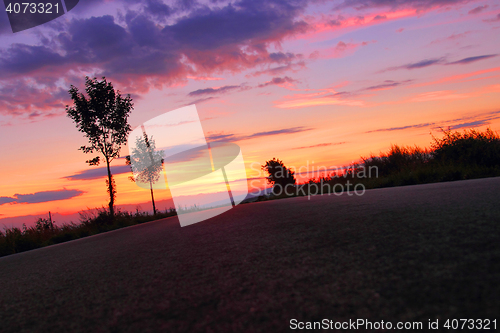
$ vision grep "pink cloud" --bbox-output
[274,89,365,109]
[410,90,469,102]
[312,40,376,60]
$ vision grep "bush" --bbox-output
[362,145,432,178]
[261,158,296,196]
[432,128,500,168]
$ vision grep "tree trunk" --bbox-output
[106,158,115,219]
[150,180,156,216]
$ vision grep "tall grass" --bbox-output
[0,207,176,257]
[269,128,500,197]
[350,128,499,188]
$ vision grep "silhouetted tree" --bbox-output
[66,77,133,219]
[126,131,164,215]
[262,158,296,195]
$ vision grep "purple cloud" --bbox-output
[468,5,488,15]
[383,54,497,72]
[364,79,412,90]
[0,0,312,119]
[335,0,470,10]
[0,80,69,117]
[0,197,16,205]
[0,44,67,76]
[65,165,132,181]
[188,85,242,96]
[207,126,312,142]
[268,52,297,63]
[0,189,84,205]
[258,76,296,87]
[184,96,217,106]
[448,120,491,130]
[366,122,435,133]
[447,54,497,65]
[398,58,445,70]
[293,142,346,149]
[144,0,172,20]
[483,13,500,22]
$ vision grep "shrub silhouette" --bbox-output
[262,158,296,195]
[432,128,500,167]
[362,145,432,177]
[34,217,55,231]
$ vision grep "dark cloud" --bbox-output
[0,44,66,75]
[0,197,16,205]
[447,54,497,65]
[483,13,500,22]
[448,120,490,130]
[373,14,387,20]
[207,126,312,142]
[61,15,135,64]
[144,0,172,20]
[0,80,69,117]
[176,0,199,11]
[293,142,346,149]
[206,133,235,141]
[269,52,296,63]
[468,5,488,15]
[328,15,345,26]
[65,165,132,181]
[335,0,470,11]
[364,79,412,90]
[366,122,435,133]
[249,61,306,77]
[244,126,312,140]
[386,58,445,70]
[258,76,296,87]
[383,54,496,71]
[443,110,500,129]
[0,0,312,118]
[366,110,500,134]
[164,0,307,51]
[185,96,217,105]
[188,85,241,96]
[0,189,84,205]
[429,32,471,45]
[406,59,437,69]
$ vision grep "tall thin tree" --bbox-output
[126,129,164,216]
[66,76,133,218]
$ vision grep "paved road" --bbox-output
[1,178,499,332]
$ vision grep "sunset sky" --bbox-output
[1,0,499,227]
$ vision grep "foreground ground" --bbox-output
[1,178,499,332]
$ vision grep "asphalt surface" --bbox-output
[1,178,499,332]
